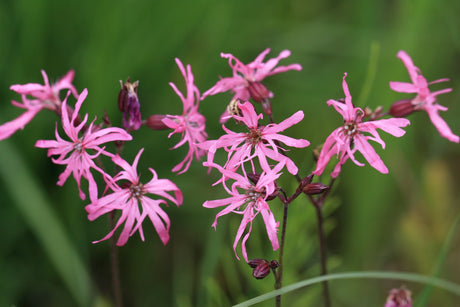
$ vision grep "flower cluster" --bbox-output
[200,50,309,261]
[1,48,457,266]
[1,69,187,246]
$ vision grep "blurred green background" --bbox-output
[0,0,459,306]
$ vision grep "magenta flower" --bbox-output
[384,287,412,307]
[203,161,284,262]
[200,101,309,177]
[0,70,78,141]
[390,50,459,143]
[162,58,208,174]
[35,89,132,201]
[314,73,410,178]
[85,149,183,246]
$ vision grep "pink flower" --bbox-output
[390,50,459,143]
[314,73,410,178]
[200,101,309,177]
[85,149,183,246]
[384,287,412,307]
[0,70,78,141]
[203,162,284,262]
[35,89,132,201]
[202,48,302,122]
[162,58,208,174]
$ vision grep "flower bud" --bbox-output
[303,182,328,195]
[145,114,170,130]
[389,99,416,118]
[248,259,271,279]
[384,287,412,307]
[118,78,142,131]
[247,81,271,103]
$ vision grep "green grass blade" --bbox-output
[0,139,93,307]
[356,41,380,107]
[416,210,460,307]
[233,271,460,307]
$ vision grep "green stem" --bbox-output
[275,203,289,307]
[109,212,123,307]
[313,203,331,307]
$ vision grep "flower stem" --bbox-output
[308,177,335,307]
[275,202,289,307]
[313,203,331,307]
[109,212,123,307]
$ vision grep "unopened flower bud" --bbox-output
[145,114,170,130]
[248,258,267,268]
[303,182,328,195]
[269,260,279,269]
[247,81,271,103]
[389,99,416,118]
[248,259,271,279]
[384,287,412,307]
[118,78,142,131]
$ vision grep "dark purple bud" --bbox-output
[269,260,279,269]
[303,182,328,195]
[145,114,170,130]
[247,81,271,103]
[252,262,271,279]
[389,99,417,118]
[248,258,267,268]
[300,174,314,186]
[118,78,142,131]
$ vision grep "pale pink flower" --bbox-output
[390,50,459,143]
[200,101,309,177]
[203,161,284,262]
[314,73,410,178]
[384,287,412,307]
[85,149,183,246]
[35,89,132,201]
[0,70,78,141]
[162,58,208,174]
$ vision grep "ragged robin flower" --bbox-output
[162,58,208,174]
[85,149,183,246]
[314,73,410,178]
[35,89,132,201]
[0,70,78,141]
[389,50,459,143]
[203,161,284,262]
